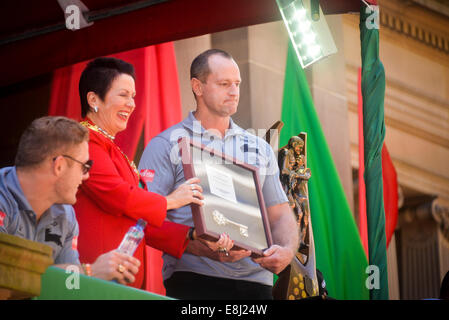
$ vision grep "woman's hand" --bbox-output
[201,233,251,262]
[196,232,234,254]
[90,250,141,285]
[186,231,251,262]
[187,235,251,263]
[166,177,204,210]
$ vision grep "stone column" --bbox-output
[174,35,212,118]
[211,27,252,130]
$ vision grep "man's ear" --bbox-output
[52,156,65,177]
[191,78,203,97]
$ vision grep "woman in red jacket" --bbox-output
[74,57,231,290]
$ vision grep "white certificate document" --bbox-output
[205,164,237,204]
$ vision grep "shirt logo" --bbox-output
[45,228,62,247]
[72,236,78,251]
[0,211,5,227]
[140,169,155,183]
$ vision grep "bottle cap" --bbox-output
[136,219,147,229]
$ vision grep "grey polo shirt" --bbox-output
[138,112,288,286]
[0,166,80,265]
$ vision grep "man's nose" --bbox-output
[229,83,239,95]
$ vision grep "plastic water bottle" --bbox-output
[117,219,147,256]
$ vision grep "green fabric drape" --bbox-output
[360,5,389,300]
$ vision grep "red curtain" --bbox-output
[48,42,183,295]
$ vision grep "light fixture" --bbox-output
[276,0,338,68]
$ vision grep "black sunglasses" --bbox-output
[54,155,93,174]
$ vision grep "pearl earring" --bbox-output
[93,106,98,113]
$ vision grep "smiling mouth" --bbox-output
[117,111,130,121]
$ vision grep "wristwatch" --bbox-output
[188,227,196,241]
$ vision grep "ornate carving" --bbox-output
[274,133,321,300]
[279,135,311,263]
[379,9,449,54]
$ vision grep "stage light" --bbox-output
[277,0,337,68]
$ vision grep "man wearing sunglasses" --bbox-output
[0,116,140,285]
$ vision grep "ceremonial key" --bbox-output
[212,210,249,238]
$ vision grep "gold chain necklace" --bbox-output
[96,126,115,140]
[80,121,139,178]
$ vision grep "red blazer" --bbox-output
[74,122,189,289]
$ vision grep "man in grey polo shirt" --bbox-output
[139,49,299,299]
[0,116,140,285]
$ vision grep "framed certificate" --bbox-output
[179,137,273,256]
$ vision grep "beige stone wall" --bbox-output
[343,0,449,298]
[174,34,211,119]
[172,0,449,299]
[344,1,449,205]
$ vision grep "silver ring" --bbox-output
[191,184,196,190]
[218,247,229,256]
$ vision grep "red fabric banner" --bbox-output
[48,42,182,295]
[382,145,398,246]
[144,44,183,145]
[358,68,369,258]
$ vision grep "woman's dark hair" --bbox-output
[79,57,135,118]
